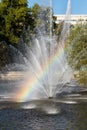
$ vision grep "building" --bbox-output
[54,14,87,25]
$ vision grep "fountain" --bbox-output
[0,0,79,114]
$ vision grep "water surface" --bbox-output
[0,103,87,130]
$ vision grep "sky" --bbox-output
[28,0,87,14]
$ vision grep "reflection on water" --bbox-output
[0,103,87,130]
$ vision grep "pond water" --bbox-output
[0,73,87,130]
[0,102,87,130]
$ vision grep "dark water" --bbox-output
[0,74,87,130]
[0,103,87,130]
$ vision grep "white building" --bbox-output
[54,14,87,25]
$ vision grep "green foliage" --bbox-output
[31,4,52,35]
[0,42,8,68]
[66,23,87,86]
[0,0,35,68]
[0,1,52,43]
[78,71,87,85]
[53,20,64,40]
[0,1,54,68]
[0,0,33,44]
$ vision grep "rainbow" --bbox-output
[13,43,66,102]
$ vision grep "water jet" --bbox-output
[0,0,76,103]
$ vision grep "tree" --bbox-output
[31,4,53,35]
[0,0,34,44]
[53,20,64,40]
[0,0,35,68]
[0,42,8,69]
[66,23,87,86]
